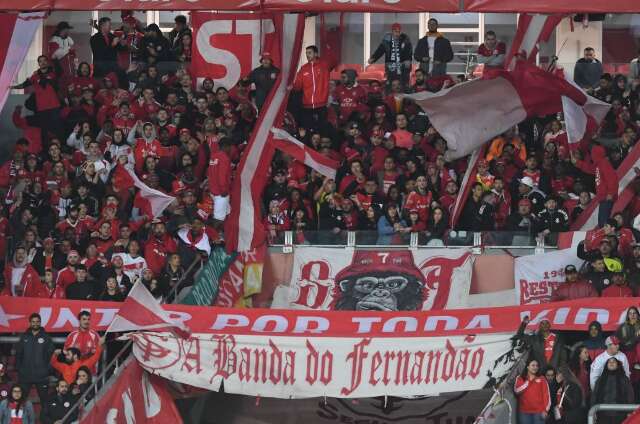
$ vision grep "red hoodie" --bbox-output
[293,59,330,109]
[576,145,618,202]
[208,150,231,196]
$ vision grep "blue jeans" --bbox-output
[518,412,545,424]
[598,199,614,227]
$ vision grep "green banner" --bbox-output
[181,247,237,305]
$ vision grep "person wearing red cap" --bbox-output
[414,18,453,77]
[368,23,413,87]
[590,336,630,389]
[248,52,280,111]
[293,45,330,132]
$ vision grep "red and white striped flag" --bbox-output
[113,164,175,218]
[570,142,640,231]
[106,281,189,337]
[225,14,305,253]
[0,12,47,113]
[561,80,610,145]
[504,14,563,70]
[271,128,339,179]
[408,62,586,160]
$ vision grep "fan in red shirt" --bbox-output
[601,271,634,297]
[208,138,232,224]
[26,269,65,299]
[132,122,162,174]
[514,359,551,421]
[404,175,432,223]
[64,311,101,359]
[334,69,367,125]
[55,250,81,290]
[144,220,178,276]
[131,87,162,121]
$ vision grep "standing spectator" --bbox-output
[90,17,122,79]
[0,385,35,424]
[247,52,280,112]
[50,345,102,385]
[601,271,634,297]
[64,311,101,359]
[514,358,551,424]
[334,69,367,125]
[48,21,76,89]
[369,23,413,87]
[536,196,569,244]
[208,137,232,225]
[11,55,64,144]
[573,47,603,91]
[554,366,586,424]
[591,358,634,424]
[590,336,630,389]
[516,317,566,369]
[583,254,613,294]
[477,30,506,68]
[615,307,640,373]
[414,18,454,77]
[1,246,41,297]
[65,265,94,300]
[14,313,53,407]
[628,243,640,294]
[550,264,598,301]
[293,46,330,132]
[583,321,607,361]
[572,145,618,227]
[506,198,538,240]
[518,176,546,214]
[0,364,11,402]
[168,15,191,53]
[569,345,592,402]
[630,48,640,82]
[41,380,76,424]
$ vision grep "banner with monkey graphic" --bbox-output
[275,248,474,311]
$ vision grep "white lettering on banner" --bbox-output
[514,248,581,304]
[292,316,330,334]
[130,332,515,399]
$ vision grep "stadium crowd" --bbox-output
[0,11,638,424]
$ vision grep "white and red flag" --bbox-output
[561,80,610,146]
[408,62,587,160]
[106,281,189,336]
[504,13,563,70]
[224,14,305,253]
[113,164,175,218]
[271,128,339,179]
[0,12,46,113]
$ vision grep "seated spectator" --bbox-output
[98,276,125,301]
[536,196,569,244]
[514,359,551,423]
[601,270,633,297]
[590,336,630,390]
[518,176,546,215]
[628,243,640,294]
[583,254,613,295]
[1,246,41,297]
[377,203,409,245]
[591,358,634,423]
[0,385,35,424]
[70,366,93,401]
[476,30,505,68]
[65,265,94,300]
[516,317,566,369]
[550,264,597,301]
[50,343,102,385]
[616,307,640,373]
[42,379,77,424]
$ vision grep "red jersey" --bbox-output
[65,328,101,357]
[601,285,634,297]
[134,138,162,173]
[144,235,178,276]
[334,84,367,124]
[208,150,232,196]
[522,169,541,187]
[544,333,557,363]
[293,59,330,109]
[404,190,432,222]
[55,266,76,289]
[477,42,506,60]
[514,375,551,414]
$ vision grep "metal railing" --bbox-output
[60,256,203,423]
[588,404,640,424]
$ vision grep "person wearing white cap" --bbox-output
[590,335,630,389]
[518,176,546,214]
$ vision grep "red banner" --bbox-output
[261,0,459,12]
[0,296,635,336]
[80,359,182,424]
[192,13,280,90]
[464,0,638,12]
[0,0,259,11]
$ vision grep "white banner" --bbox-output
[514,248,582,304]
[273,248,474,311]
[129,332,516,399]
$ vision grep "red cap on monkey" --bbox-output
[334,250,425,284]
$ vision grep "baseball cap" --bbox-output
[519,176,535,188]
[564,264,577,273]
[391,23,401,31]
[605,336,620,346]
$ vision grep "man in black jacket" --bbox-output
[515,316,567,369]
[15,313,54,407]
[414,18,454,77]
[41,379,77,424]
[368,23,413,88]
[90,17,123,79]
[248,52,280,112]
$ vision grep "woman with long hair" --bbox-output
[591,358,634,424]
[514,358,550,424]
[553,366,586,424]
[0,385,35,424]
[377,203,409,245]
[568,344,591,403]
[616,306,640,374]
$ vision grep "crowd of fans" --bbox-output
[0,11,638,423]
[513,308,640,424]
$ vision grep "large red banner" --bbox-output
[464,0,638,12]
[0,296,635,336]
[0,0,260,10]
[262,0,459,12]
[192,13,280,91]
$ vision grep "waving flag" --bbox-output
[225,14,305,252]
[408,62,586,160]
[113,164,175,218]
[106,282,189,337]
[504,14,563,69]
[271,128,339,179]
[561,79,610,145]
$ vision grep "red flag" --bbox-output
[271,128,339,179]
[113,164,175,218]
[224,14,305,253]
[504,13,563,69]
[106,282,189,337]
[408,62,586,160]
[450,145,487,227]
[80,359,182,424]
